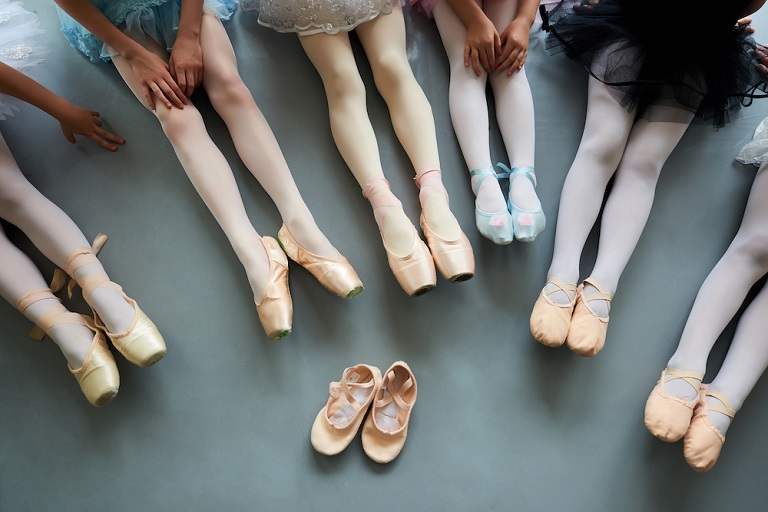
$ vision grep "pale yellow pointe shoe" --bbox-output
[530,277,577,347]
[16,288,119,407]
[683,391,735,473]
[58,235,166,367]
[277,224,363,299]
[565,277,613,357]
[644,368,703,442]
[361,361,417,464]
[254,236,293,340]
[311,364,382,455]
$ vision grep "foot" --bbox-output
[470,166,513,244]
[75,262,137,334]
[498,165,545,242]
[281,217,338,260]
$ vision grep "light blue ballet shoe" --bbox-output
[469,166,514,245]
[496,164,546,243]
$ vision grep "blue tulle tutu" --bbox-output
[57,0,237,63]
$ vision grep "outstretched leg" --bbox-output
[109,35,271,298]
[198,14,336,259]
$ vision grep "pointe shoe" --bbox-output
[469,166,514,245]
[254,236,293,340]
[361,361,417,463]
[58,235,166,367]
[310,364,382,455]
[565,277,613,357]
[277,225,363,299]
[644,368,703,442]
[496,164,546,243]
[363,176,436,296]
[530,277,577,347]
[683,391,735,473]
[16,288,119,407]
[415,169,475,282]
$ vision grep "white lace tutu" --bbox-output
[736,117,768,166]
[256,0,396,36]
[0,0,47,119]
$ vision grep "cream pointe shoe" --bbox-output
[310,364,382,455]
[363,176,436,296]
[16,288,119,407]
[683,390,736,473]
[565,277,613,357]
[361,361,417,464]
[254,237,293,340]
[277,225,363,299]
[58,234,166,367]
[530,277,578,347]
[415,168,475,282]
[644,368,703,442]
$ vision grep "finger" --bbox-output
[149,82,170,109]
[176,70,187,99]
[471,48,482,76]
[495,33,502,56]
[496,42,513,73]
[93,116,103,127]
[186,69,195,97]
[95,126,125,144]
[484,45,496,71]
[143,85,156,110]
[164,78,188,107]
[87,133,118,151]
[464,44,470,68]
[65,133,76,144]
[498,49,518,75]
[478,45,490,73]
[90,110,100,117]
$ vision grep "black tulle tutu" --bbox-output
[541,0,768,127]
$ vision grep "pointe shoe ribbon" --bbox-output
[644,367,703,442]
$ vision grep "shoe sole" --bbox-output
[410,284,436,297]
[346,286,364,299]
[448,272,474,283]
[93,388,118,408]
[269,329,291,341]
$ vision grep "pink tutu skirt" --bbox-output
[410,0,438,17]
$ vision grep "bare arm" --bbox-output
[496,0,538,75]
[169,0,204,97]
[0,61,123,150]
[445,0,500,76]
[54,0,187,110]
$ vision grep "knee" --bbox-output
[206,71,254,110]
[0,174,37,219]
[371,52,413,91]
[322,62,366,103]
[730,231,768,271]
[156,103,204,143]
[620,149,665,183]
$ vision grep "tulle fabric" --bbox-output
[57,0,237,63]
[410,0,437,18]
[255,0,398,36]
[737,117,768,166]
[541,0,768,127]
[0,0,47,120]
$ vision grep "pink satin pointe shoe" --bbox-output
[310,364,382,455]
[254,236,293,340]
[277,225,363,299]
[16,288,119,407]
[361,361,417,464]
[644,368,703,442]
[363,176,436,297]
[683,390,735,473]
[415,169,475,282]
[58,235,166,367]
[530,277,577,347]
[565,277,613,357]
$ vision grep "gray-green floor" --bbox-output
[2,2,768,511]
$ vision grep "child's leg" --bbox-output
[545,77,634,294]
[663,164,768,401]
[586,105,693,315]
[0,224,92,367]
[355,2,462,241]
[433,1,505,214]
[298,31,417,257]
[197,14,335,259]
[109,37,271,298]
[483,0,539,211]
[0,134,135,334]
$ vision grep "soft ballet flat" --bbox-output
[17,288,119,407]
[683,391,735,473]
[254,236,293,340]
[277,224,363,299]
[565,277,613,357]
[311,364,382,455]
[361,361,417,464]
[644,368,703,442]
[530,277,577,347]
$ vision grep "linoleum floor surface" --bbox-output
[2,2,768,511]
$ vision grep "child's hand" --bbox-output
[737,17,755,34]
[58,103,125,151]
[465,17,501,76]
[496,19,530,76]
[756,44,768,74]
[127,47,187,110]
[169,35,203,97]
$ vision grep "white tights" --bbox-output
[546,77,693,315]
[110,14,337,298]
[433,0,539,213]
[665,163,768,434]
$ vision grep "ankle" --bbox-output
[414,168,447,205]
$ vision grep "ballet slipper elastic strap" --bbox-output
[581,276,614,313]
[704,391,736,418]
[377,371,413,411]
[543,276,577,303]
[663,368,704,390]
[329,369,375,412]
